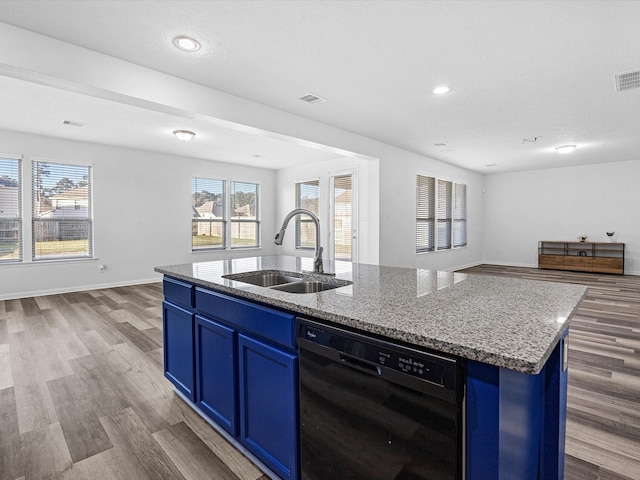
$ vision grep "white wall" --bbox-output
[275,156,379,265]
[0,130,277,300]
[0,22,486,299]
[483,159,640,275]
[379,151,484,270]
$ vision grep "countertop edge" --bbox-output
[155,264,584,375]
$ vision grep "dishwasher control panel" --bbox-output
[300,324,445,386]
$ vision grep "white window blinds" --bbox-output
[32,160,93,260]
[416,174,467,254]
[416,175,435,253]
[453,183,467,248]
[436,179,452,250]
[0,156,22,263]
[295,179,320,249]
[192,177,225,250]
[230,181,259,248]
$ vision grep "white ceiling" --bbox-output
[0,0,639,173]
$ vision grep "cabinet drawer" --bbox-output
[592,257,624,274]
[565,256,593,271]
[163,277,195,309]
[196,288,296,349]
[538,255,564,268]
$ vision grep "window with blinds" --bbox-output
[32,160,93,260]
[453,183,467,248]
[192,177,225,250]
[416,174,466,253]
[295,179,320,249]
[333,174,353,261]
[416,175,435,252]
[230,181,259,248]
[0,156,22,263]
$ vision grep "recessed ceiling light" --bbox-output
[555,144,577,154]
[432,85,452,95]
[173,36,201,52]
[173,130,196,141]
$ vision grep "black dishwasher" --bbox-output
[297,318,464,480]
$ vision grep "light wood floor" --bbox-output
[460,265,640,480]
[0,283,269,480]
[1,267,639,479]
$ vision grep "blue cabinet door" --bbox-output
[195,315,238,436]
[238,333,299,480]
[162,301,195,401]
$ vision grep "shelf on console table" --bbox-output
[538,241,625,274]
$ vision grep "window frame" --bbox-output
[0,155,22,264]
[416,173,467,254]
[191,177,261,251]
[230,180,260,250]
[295,179,320,250]
[191,177,226,251]
[31,159,94,262]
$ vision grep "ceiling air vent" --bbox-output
[63,120,84,127]
[615,70,640,92]
[299,93,326,104]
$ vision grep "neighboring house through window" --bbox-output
[230,181,259,248]
[192,178,260,250]
[192,177,225,250]
[0,156,22,263]
[416,174,466,253]
[32,160,93,260]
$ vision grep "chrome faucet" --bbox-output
[274,208,324,274]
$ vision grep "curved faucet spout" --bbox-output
[274,208,324,273]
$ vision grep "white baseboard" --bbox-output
[0,277,161,301]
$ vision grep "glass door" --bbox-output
[329,171,357,263]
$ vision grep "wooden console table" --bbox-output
[538,241,625,274]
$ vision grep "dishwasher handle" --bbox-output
[340,353,382,376]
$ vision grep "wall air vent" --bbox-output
[615,70,640,92]
[299,93,326,104]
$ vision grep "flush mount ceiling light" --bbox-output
[173,35,201,52]
[432,85,452,95]
[173,130,196,141]
[555,144,577,154]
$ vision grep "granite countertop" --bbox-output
[155,255,587,374]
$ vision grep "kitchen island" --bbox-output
[155,256,586,480]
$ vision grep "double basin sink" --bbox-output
[223,270,352,294]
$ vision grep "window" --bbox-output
[436,179,452,250]
[416,175,435,253]
[32,160,93,260]
[230,181,259,248]
[295,179,319,249]
[192,178,260,250]
[192,177,225,250]
[453,183,467,248]
[0,156,22,263]
[416,174,466,253]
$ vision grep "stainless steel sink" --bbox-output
[270,281,343,294]
[223,270,351,293]
[223,271,303,287]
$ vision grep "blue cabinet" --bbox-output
[466,331,569,480]
[195,315,237,436]
[238,333,299,480]
[169,286,298,480]
[162,301,195,401]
